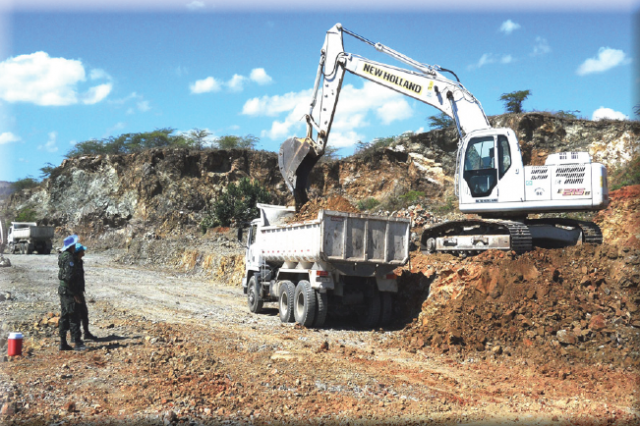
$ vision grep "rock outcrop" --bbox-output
[3,113,639,252]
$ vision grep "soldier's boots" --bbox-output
[74,339,86,351]
[83,331,97,341]
[59,336,73,351]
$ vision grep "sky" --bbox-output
[0,0,637,182]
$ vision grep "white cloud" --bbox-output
[227,74,246,92]
[414,127,425,134]
[89,68,110,80]
[500,55,514,64]
[250,68,273,85]
[468,53,514,70]
[531,37,551,56]
[0,131,20,145]
[577,47,631,76]
[500,19,521,35]
[592,107,628,121]
[0,52,112,106]
[38,131,58,153]
[137,100,151,112]
[191,68,273,94]
[376,99,413,125]
[190,76,221,94]
[244,81,414,146]
[186,1,205,10]
[82,83,112,104]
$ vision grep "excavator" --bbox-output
[279,23,609,255]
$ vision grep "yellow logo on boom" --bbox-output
[362,63,422,95]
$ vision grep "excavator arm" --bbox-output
[279,23,491,209]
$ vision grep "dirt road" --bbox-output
[0,253,637,425]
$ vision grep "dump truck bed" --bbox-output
[259,209,411,266]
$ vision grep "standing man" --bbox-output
[74,243,97,340]
[58,234,85,351]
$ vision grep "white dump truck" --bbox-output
[242,204,411,328]
[7,222,55,254]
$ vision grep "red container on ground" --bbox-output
[8,332,23,356]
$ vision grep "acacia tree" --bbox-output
[427,112,454,129]
[188,128,211,150]
[500,90,531,113]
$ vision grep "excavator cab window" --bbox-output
[463,136,497,198]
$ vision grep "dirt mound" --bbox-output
[399,244,640,369]
[595,184,640,249]
[287,195,360,223]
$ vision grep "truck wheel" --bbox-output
[9,243,15,254]
[314,290,328,328]
[379,292,394,327]
[278,281,295,323]
[294,280,316,327]
[26,244,34,255]
[247,276,264,313]
[358,290,381,329]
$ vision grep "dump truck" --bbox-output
[242,203,411,328]
[7,222,55,254]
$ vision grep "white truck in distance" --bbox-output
[243,204,411,328]
[7,222,55,254]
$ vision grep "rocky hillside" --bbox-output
[3,113,639,252]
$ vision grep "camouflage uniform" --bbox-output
[58,251,82,344]
[74,256,94,338]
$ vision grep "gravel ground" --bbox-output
[0,253,638,425]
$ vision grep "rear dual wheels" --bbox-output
[278,281,295,323]
[358,290,394,329]
[294,280,316,327]
[281,280,328,328]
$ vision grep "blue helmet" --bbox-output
[62,235,78,251]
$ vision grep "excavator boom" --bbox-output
[279,23,490,210]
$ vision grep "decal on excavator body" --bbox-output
[361,63,422,95]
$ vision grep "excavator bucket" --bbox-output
[278,136,321,210]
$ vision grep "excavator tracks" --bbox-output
[524,217,603,246]
[421,217,601,256]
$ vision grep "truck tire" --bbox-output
[278,281,295,323]
[314,290,328,328]
[358,290,381,329]
[9,243,15,254]
[379,292,394,327]
[26,244,34,255]
[247,276,264,313]
[294,280,316,327]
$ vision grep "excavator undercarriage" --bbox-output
[421,217,603,257]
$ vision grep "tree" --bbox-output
[634,104,640,117]
[39,163,56,180]
[11,177,39,192]
[188,128,212,150]
[427,112,454,129]
[216,135,259,150]
[209,178,271,227]
[500,90,531,113]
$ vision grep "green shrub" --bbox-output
[207,178,271,228]
[356,197,380,211]
[216,135,258,150]
[399,190,425,205]
[15,207,38,222]
[11,177,39,192]
[609,155,640,191]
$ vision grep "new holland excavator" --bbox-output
[278,23,610,255]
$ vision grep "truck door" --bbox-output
[246,224,260,270]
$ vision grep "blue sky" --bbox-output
[0,1,637,181]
